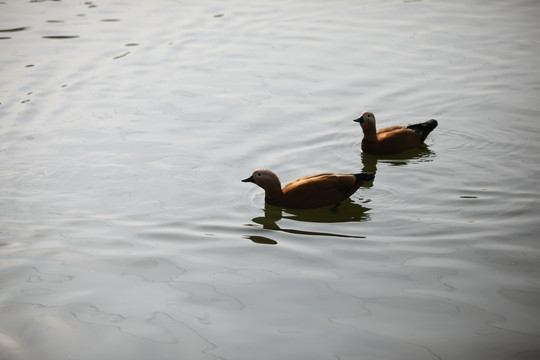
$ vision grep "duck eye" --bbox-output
[257,173,262,177]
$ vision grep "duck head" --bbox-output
[354,111,378,137]
[353,111,376,126]
[242,169,282,192]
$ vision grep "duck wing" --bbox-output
[281,173,372,208]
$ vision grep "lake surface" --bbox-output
[1,0,540,359]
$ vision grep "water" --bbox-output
[1,0,540,359]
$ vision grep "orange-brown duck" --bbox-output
[242,169,374,209]
[354,111,438,155]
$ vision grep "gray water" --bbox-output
[1,1,540,359]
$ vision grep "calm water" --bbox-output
[1,0,540,359]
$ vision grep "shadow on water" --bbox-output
[244,200,371,245]
[0,26,30,32]
[360,145,436,174]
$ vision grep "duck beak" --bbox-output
[242,175,255,183]
[353,116,364,124]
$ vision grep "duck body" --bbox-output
[354,111,438,155]
[242,169,374,209]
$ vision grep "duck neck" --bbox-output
[361,124,378,143]
[263,181,284,205]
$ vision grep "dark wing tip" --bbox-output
[354,173,375,182]
[407,119,438,142]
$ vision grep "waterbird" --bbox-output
[353,111,438,155]
[242,169,374,209]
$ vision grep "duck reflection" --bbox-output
[244,200,370,245]
[360,145,436,174]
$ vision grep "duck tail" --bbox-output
[353,173,375,184]
[407,119,438,142]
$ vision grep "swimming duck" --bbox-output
[242,169,374,209]
[353,111,438,155]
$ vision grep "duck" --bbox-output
[242,169,374,209]
[353,111,438,155]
